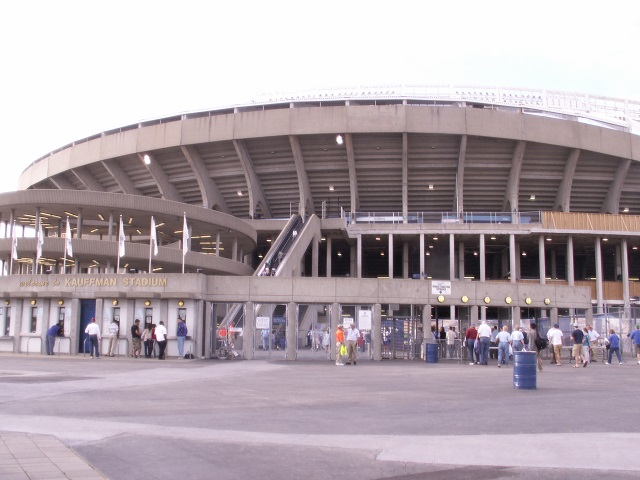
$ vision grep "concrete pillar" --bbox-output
[372,303,382,361]
[567,235,575,286]
[286,302,297,360]
[622,239,630,319]
[244,301,254,360]
[471,305,479,324]
[355,236,361,278]
[216,231,221,258]
[551,307,559,325]
[595,237,604,314]
[539,234,546,285]
[479,234,486,281]
[403,241,409,279]
[449,234,455,280]
[512,306,521,329]
[38,299,50,354]
[351,244,357,278]
[330,302,340,361]
[480,305,486,322]
[509,234,517,283]
[419,233,425,279]
[232,238,238,262]
[326,236,332,278]
[312,236,319,277]
[388,233,394,279]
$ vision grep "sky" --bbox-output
[1,0,639,194]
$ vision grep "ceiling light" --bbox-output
[329,185,334,191]
[603,238,608,241]
[623,207,629,213]
[98,213,105,221]
[380,252,385,256]
[90,228,99,233]
[337,251,342,257]
[522,251,527,256]
[428,185,434,190]
[336,134,343,145]
[143,154,151,165]
[529,195,536,200]
[633,246,638,250]
[546,238,552,241]
[432,237,438,241]
[375,237,381,241]
[266,238,272,243]
[490,236,497,240]
[237,190,243,196]
[128,217,133,225]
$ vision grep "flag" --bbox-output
[36,221,44,261]
[182,214,189,256]
[11,222,17,260]
[65,217,73,257]
[150,216,158,256]
[118,216,126,258]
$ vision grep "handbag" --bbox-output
[339,344,347,356]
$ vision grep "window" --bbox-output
[30,307,37,333]
[5,307,11,336]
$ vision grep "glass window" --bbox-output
[31,307,37,333]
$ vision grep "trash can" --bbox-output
[425,342,438,364]
[513,351,537,389]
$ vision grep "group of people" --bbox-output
[335,322,360,366]
[82,316,187,360]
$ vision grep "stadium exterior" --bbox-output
[1,85,640,360]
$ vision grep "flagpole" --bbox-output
[182,213,187,274]
[63,217,68,274]
[116,215,122,274]
[9,220,15,275]
[148,218,153,273]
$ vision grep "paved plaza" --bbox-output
[1,351,639,479]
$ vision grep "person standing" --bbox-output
[84,317,101,359]
[510,325,525,353]
[496,326,511,367]
[335,325,345,366]
[107,319,119,357]
[130,319,142,358]
[629,324,640,365]
[528,323,543,372]
[477,321,492,365]
[581,327,590,364]
[177,316,188,359]
[141,323,154,358]
[489,326,499,359]
[346,322,360,365]
[548,323,564,366]
[605,329,623,365]
[446,326,457,359]
[465,324,478,365]
[571,323,587,368]
[155,320,168,360]
[323,328,330,353]
[46,322,62,355]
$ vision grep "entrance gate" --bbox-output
[79,299,96,353]
[382,317,419,360]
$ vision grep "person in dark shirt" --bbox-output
[571,324,587,368]
[46,323,62,355]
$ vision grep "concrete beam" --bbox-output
[554,148,580,212]
[181,146,229,213]
[503,141,526,212]
[345,134,359,213]
[71,167,105,192]
[138,153,183,202]
[601,158,631,214]
[233,139,272,218]
[101,160,141,195]
[289,135,315,217]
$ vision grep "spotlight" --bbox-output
[336,135,343,145]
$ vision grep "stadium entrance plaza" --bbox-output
[0,353,639,480]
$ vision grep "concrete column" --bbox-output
[551,307,559,326]
[197,300,207,359]
[38,299,50,354]
[286,302,297,360]
[216,232,221,257]
[551,248,557,280]
[480,305,486,322]
[420,233,425,279]
[312,236,319,277]
[567,235,575,286]
[76,209,83,239]
[403,241,409,279]
[330,302,340,361]
[595,237,604,314]
[622,239,630,318]
[509,234,517,283]
[326,236,332,278]
[512,306,521,328]
[356,235,362,278]
[372,303,382,361]
[243,301,254,360]
[33,207,40,274]
[458,241,465,280]
[12,301,23,353]
[479,234,486,281]
[351,244,357,278]
[449,234,455,280]
[471,305,479,324]
[232,238,238,262]
[388,233,394,279]
[539,234,546,285]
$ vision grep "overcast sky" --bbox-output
[1,0,638,193]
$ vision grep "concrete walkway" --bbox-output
[1,352,639,479]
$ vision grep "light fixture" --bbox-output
[380,252,385,256]
[505,296,512,305]
[58,299,64,306]
[128,217,133,225]
[437,295,445,303]
[529,195,536,200]
[329,185,335,191]
[336,134,343,145]
[98,213,105,221]
[432,237,438,241]
[490,236,496,240]
[484,296,491,304]
[623,207,629,213]
[546,237,552,241]
[525,297,532,305]
[237,190,243,196]
[30,299,36,305]
[375,237,381,241]
[461,295,468,303]
[426,252,430,256]
[178,300,184,307]
[112,299,119,306]
[428,185,434,190]
[633,246,638,250]
[144,300,151,307]
[258,254,263,258]
[90,228,99,233]
[143,154,151,165]
[337,251,342,257]
[473,251,478,256]
[4,300,9,305]
[266,238,272,243]
[522,251,527,256]
[602,238,608,242]
[544,298,551,305]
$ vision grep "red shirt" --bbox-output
[465,327,478,340]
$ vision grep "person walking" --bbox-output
[496,326,511,367]
[176,316,188,358]
[629,324,640,365]
[587,325,601,362]
[477,321,492,365]
[465,324,478,365]
[335,325,345,366]
[510,325,525,353]
[605,329,623,365]
[130,319,142,358]
[571,323,587,368]
[84,317,101,359]
[489,326,498,359]
[548,323,564,366]
[446,326,457,359]
[107,319,119,357]
[346,322,360,365]
[46,322,62,355]
[528,323,543,372]
[155,320,168,360]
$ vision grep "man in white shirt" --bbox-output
[477,321,492,365]
[548,323,564,366]
[496,326,511,367]
[84,317,101,359]
[345,322,360,365]
[107,320,119,357]
[155,320,168,360]
[510,325,525,353]
[587,325,600,362]
[446,326,457,358]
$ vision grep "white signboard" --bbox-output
[342,317,353,329]
[432,281,451,295]
[358,310,372,330]
[256,316,270,329]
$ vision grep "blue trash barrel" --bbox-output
[425,343,438,363]
[513,351,537,389]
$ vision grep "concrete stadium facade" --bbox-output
[1,85,639,360]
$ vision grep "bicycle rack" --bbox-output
[26,337,42,356]
[56,337,71,356]
[117,338,130,357]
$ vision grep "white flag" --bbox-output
[65,218,73,257]
[36,221,44,261]
[182,214,189,257]
[150,216,158,256]
[11,223,18,260]
[118,216,126,258]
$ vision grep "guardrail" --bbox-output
[55,337,71,356]
[348,211,541,225]
[26,337,42,355]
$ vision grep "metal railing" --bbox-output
[348,211,541,225]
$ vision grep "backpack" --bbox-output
[534,331,548,351]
